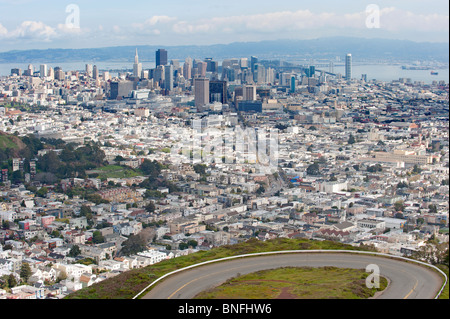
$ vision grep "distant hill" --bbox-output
[0,37,448,63]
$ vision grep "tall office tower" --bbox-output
[240,58,248,69]
[164,64,174,91]
[54,67,64,80]
[250,56,258,73]
[85,64,93,78]
[266,67,275,84]
[47,67,54,80]
[28,64,34,76]
[205,58,218,73]
[290,76,296,93]
[133,49,142,79]
[93,65,99,80]
[40,64,48,78]
[183,58,192,80]
[156,49,168,67]
[329,61,334,74]
[154,65,165,87]
[209,80,227,104]
[345,54,352,81]
[196,61,207,77]
[194,77,210,108]
[243,85,257,101]
[256,64,266,84]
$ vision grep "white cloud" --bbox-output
[0,23,8,37]
[379,8,449,31]
[8,21,57,41]
[168,7,448,35]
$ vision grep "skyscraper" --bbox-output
[93,65,99,80]
[156,49,168,67]
[164,64,174,91]
[133,48,142,79]
[209,80,227,104]
[243,85,257,101]
[251,56,258,73]
[194,77,210,108]
[183,58,192,80]
[85,64,93,78]
[40,64,48,78]
[345,54,352,81]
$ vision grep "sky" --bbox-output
[0,0,448,52]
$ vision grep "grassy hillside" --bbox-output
[66,238,376,299]
[0,132,25,152]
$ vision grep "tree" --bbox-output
[187,240,198,248]
[348,134,356,145]
[92,231,105,244]
[256,185,265,195]
[428,204,438,214]
[412,164,422,174]
[140,159,162,178]
[306,163,320,176]
[36,187,49,198]
[68,245,81,257]
[20,262,32,284]
[120,234,147,256]
[193,164,207,176]
[145,201,156,213]
[8,274,17,288]
[394,201,405,212]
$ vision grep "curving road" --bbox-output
[141,252,445,299]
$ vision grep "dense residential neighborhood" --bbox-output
[0,52,448,299]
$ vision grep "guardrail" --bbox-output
[132,250,448,299]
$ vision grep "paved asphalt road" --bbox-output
[142,252,444,299]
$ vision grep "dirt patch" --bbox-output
[276,287,298,299]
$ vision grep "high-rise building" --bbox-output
[85,64,93,78]
[345,54,352,81]
[11,68,21,76]
[93,65,99,80]
[54,67,65,80]
[196,61,207,77]
[251,56,258,73]
[156,49,168,67]
[133,49,142,79]
[290,76,296,93]
[110,80,135,99]
[243,85,257,101]
[209,80,227,104]
[194,77,210,108]
[40,64,48,78]
[205,58,218,73]
[183,58,192,80]
[154,65,165,88]
[164,64,174,91]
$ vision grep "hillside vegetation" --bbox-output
[66,238,376,299]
